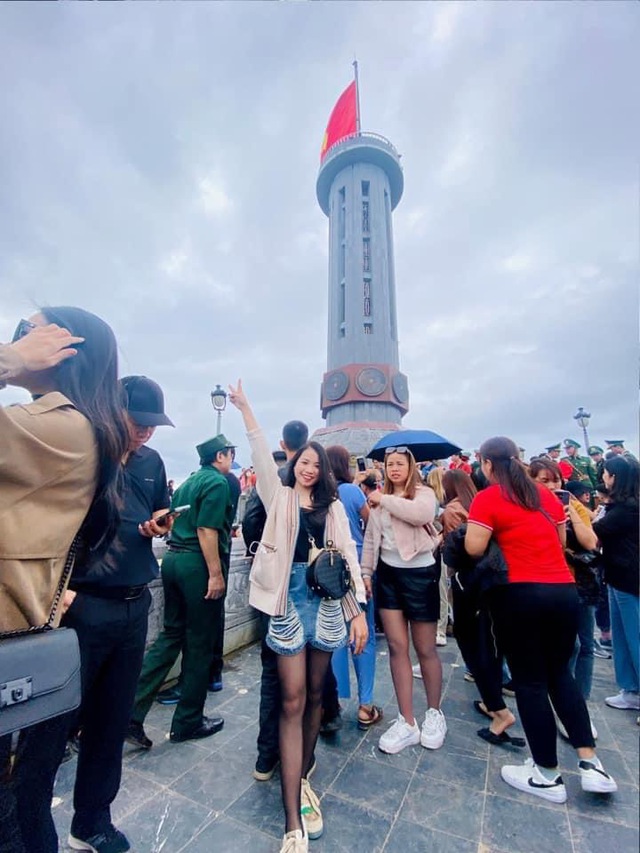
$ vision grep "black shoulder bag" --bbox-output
[301,512,352,600]
[0,540,82,736]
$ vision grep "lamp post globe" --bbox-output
[573,406,591,450]
[211,384,227,435]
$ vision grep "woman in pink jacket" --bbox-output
[361,447,446,754]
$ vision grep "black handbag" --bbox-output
[306,540,352,600]
[0,540,81,736]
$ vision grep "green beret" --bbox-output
[545,443,561,452]
[563,439,580,449]
[196,433,235,462]
[588,446,604,456]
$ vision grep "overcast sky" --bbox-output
[1,1,637,479]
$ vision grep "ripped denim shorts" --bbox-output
[266,562,348,656]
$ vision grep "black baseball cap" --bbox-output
[120,375,174,427]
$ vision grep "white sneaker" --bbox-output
[280,829,308,853]
[436,634,447,647]
[579,758,617,793]
[420,708,447,749]
[501,758,567,804]
[300,778,323,840]
[605,690,640,710]
[378,714,420,754]
[412,663,422,679]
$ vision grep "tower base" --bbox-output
[311,421,400,459]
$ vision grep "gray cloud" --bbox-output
[1,1,637,476]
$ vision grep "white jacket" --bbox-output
[247,428,366,617]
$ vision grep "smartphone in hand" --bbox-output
[554,490,571,506]
[155,504,191,526]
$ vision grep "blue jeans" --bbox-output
[569,602,595,700]
[609,586,639,693]
[331,598,376,705]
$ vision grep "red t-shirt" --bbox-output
[467,483,572,584]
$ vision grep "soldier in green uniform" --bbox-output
[561,439,598,489]
[544,443,562,461]
[605,440,637,462]
[588,446,605,485]
[127,434,235,746]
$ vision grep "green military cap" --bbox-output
[196,433,236,462]
[563,439,580,449]
[588,445,604,456]
[605,440,625,447]
[545,443,561,452]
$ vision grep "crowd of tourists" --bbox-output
[1,310,638,853]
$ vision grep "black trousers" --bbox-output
[451,579,506,712]
[0,712,71,853]
[256,614,280,763]
[62,588,151,836]
[209,552,230,682]
[490,582,594,767]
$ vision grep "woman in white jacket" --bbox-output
[361,447,447,755]
[229,382,368,853]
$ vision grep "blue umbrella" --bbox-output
[367,429,461,462]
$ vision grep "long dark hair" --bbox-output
[325,445,353,485]
[42,306,129,559]
[528,458,563,483]
[479,436,540,511]
[285,441,337,522]
[442,470,477,511]
[603,455,639,507]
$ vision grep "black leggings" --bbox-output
[452,578,506,712]
[490,582,594,768]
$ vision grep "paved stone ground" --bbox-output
[53,639,639,852]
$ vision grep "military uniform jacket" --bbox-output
[561,454,598,489]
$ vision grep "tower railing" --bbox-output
[322,131,401,164]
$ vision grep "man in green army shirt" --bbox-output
[561,439,598,489]
[127,434,235,746]
[588,446,605,485]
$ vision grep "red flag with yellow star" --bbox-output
[320,80,357,161]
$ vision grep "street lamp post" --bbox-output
[211,384,227,434]
[573,406,591,450]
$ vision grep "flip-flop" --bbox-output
[473,700,493,721]
[477,726,526,748]
[357,705,384,730]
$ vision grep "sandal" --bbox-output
[357,705,384,730]
[477,726,526,748]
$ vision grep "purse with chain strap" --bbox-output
[0,540,81,736]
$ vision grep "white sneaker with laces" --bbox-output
[579,758,617,793]
[605,690,640,710]
[378,714,420,754]
[420,708,447,749]
[280,829,308,853]
[501,758,567,804]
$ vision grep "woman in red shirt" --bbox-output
[465,437,616,804]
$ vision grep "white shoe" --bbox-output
[280,829,308,853]
[420,708,447,750]
[300,778,323,840]
[501,758,567,804]
[436,634,447,646]
[605,690,640,710]
[412,663,422,679]
[378,714,420,754]
[579,758,617,793]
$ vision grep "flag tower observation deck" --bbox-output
[313,75,409,455]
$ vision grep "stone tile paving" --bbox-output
[53,639,639,852]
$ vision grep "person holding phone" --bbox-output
[1,308,129,853]
[465,438,616,804]
[528,458,600,736]
[228,381,368,853]
[61,375,174,853]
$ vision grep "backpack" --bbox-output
[241,487,267,555]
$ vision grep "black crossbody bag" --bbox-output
[0,540,81,736]
[300,512,352,600]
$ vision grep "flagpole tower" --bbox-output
[313,99,409,455]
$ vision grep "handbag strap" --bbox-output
[0,536,79,640]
